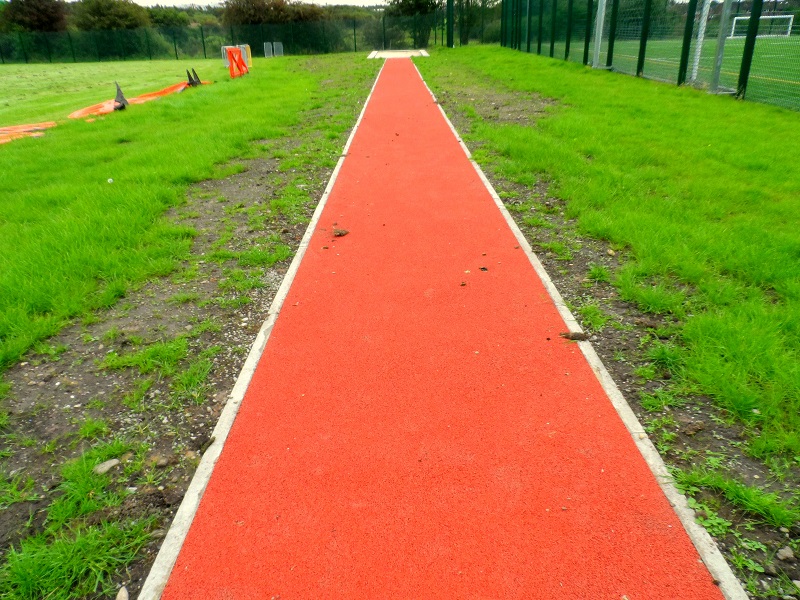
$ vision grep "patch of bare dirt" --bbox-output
[436,82,555,126]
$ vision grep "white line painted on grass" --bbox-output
[137,61,387,600]
[413,60,748,600]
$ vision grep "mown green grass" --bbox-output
[0,55,380,373]
[1,54,380,597]
[418,46,800,458]
[0,59,222,125]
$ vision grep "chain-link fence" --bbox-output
[501,0,800,111]
[0,7,502,65]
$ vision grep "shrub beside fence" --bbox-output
[0,10,502,65]
[500,0,800,111]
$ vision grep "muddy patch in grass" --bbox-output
[425,65,800,598]
[435,82,554,127]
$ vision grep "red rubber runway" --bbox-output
[161,59,724,599]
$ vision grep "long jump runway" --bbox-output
[155,59,731,599]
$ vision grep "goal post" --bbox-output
[729,14,794,38]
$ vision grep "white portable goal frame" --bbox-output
[729,14,794,38]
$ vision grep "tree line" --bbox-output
[0,0,408,34]
[0,0,449,34]
[0,0,505,52]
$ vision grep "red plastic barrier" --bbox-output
[227,48,249,79]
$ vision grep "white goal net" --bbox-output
[729,14,794,38]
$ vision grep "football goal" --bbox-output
[729,14,794,38]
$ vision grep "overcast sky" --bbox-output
[130,0,387,6]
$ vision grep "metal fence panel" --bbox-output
[500,0,799,111]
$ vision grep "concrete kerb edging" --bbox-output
[411,61,748,600]
[137,61,388,600]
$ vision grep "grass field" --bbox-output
[1,47,799,594]
[3,49,799,463]
[0,54,380,598]
[0,59,225,125]
[0,56,374,372]
[418,46,800,460]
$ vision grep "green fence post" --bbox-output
[526,0,533,51]
[93,31,100,61]
[509,0,515,47]
[583,0,593,64]
[145,28,152,60]
[606,0,620,67]
[172,29,179,59]
[677,0,699,85]
[481,0,486,43]
[636,0,652,76]
[230,25,235,46]
[200,26,206,59]
[511,0,515,47]
[511,0,516,48]
[459,0,465,46]
[353,18,357,52]
[549,0,557,57]
[512,0,517,49]
[43,33,52,63]
[383,12,387,50]
[508,0,513,47]
[522,0,528,49]
[513,0,518,48]
[18,32,28,63]
[117,30,126,61]
[565,0,574,59]
[737,0,763,98]
[66,31,76,62]
[499,1,504,46]
[447,0,454,47]
[537,0,544,54]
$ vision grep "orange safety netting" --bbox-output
[0,122,58,145]
[68,80,211,120]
